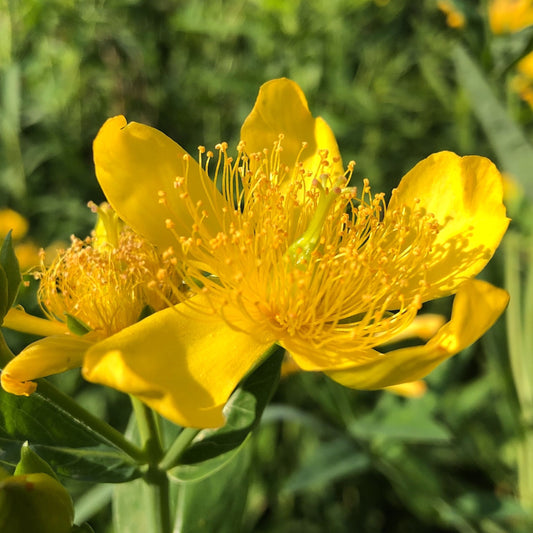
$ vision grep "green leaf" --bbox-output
[283,437,370,494]
[0,387,140,482]
[453,44,533,199]
[0,232,21,312]
[177,345,284,465]
[173,441,251,533]
[0,266,8,322]
[169,441,244,483]
[349,393,452,444]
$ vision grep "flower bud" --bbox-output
[0,467,74,533]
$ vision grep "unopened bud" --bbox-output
[0,467,74,533]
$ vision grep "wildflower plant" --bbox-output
[0,78,509,532]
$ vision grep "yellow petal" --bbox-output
[380,314,446,345]
[384,380,427,398]
[387,151,509,301]
[2,308,68,337]
[1,335,90,395]
[83,302,273,428]
[93,116,225,249]
[325,279,509,389]
[240,78,344,182]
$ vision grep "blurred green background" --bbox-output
[2,0,533,531]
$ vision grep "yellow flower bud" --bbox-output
[0,469,74,533]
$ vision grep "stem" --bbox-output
[131,396,164,459]
[144,466,171,533]
[132,398,172,533]
[159,428,200,472]
[0,332,145,463]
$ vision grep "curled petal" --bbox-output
[83,301,273,428]
[93,116,226,248]
[387,151,509,301]
[2,307,68,337]
[240,78,344,183]
[325,279,509,389]
[1,335,89,395]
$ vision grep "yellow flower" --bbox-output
[437,1,466,29]
[1,202,180,395]
[1,79,510,429]
[0,209,29,241]
[511,51,533,109]
[0,209,40,270]
[489,0,533,34]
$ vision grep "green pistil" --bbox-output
[286,185,340,268]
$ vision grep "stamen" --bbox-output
[156,138,440,359]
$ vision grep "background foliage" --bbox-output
[1,0,533,531]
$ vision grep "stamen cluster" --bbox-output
[158,140,441,360]
[38,226,181,337]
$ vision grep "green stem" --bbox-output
[132,398,171,533]
[159,428,200,471]
[131,396,163,459]
[0,332,145,463]
[144,466,171,533]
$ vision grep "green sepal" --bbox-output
[0,232,21,314]
[14,442,58,479]
[65,314,92,336]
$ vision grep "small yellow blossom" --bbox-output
[489,0,533,34]
[0,209,40,270]
[1,79,510,429]
[0,209,28,241]
[512,51,533,109]
[437,1,466,29]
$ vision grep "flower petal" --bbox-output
[387,151,509,300]
[83,302,273,428]
[325,279,509,389]
[2,307,68,337]
[240,78,343,180]
[93,116,225,249]
[1,335,90,395]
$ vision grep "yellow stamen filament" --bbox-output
[38,213,181,338]
[158,140,441,362]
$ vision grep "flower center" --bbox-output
[38,203,181,337]
[157,141,440,353]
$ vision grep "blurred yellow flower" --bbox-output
[0,209,40,270]
[437,1,466,29]
[511,51,533,109]
[489,0,533,34]
[1,79,510,429]
[0,209,28,241]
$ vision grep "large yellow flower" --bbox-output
[489,0,533,34]
[1,79,509,429]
